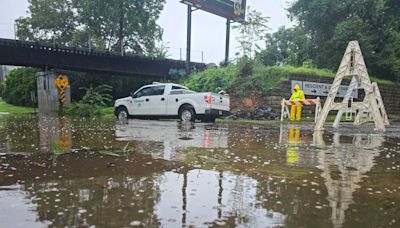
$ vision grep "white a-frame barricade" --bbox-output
[315,41,389,131]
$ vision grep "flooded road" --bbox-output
[0,114,399,227]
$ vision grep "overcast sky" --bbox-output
[0,0,294,63]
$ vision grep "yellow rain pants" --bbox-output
[290,105,302,121]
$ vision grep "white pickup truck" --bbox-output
[114,82,230,122]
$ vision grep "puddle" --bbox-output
[0,115,399,227]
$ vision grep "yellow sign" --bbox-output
[55,75,69,90]
[55,75,69,104]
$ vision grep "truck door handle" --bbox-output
[161,98,165,101]
[146,98,149,102]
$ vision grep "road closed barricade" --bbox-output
[281,97,322,122]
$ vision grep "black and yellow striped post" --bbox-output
[54,75,69,114]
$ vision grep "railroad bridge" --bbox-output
[0,38,205,78]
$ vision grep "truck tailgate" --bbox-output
[210,94,230,111]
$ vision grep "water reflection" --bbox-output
[313,131,384,228]
[0,116,399,227]
[38,114,71,154]
[115,120,228,161]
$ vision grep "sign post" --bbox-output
[54,74,69,114]
[225,19,231,65]
[181,0,246,68]
[186,5,192,74]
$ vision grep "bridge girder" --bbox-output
[0,38,205,78]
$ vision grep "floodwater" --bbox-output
[0,114,399,228]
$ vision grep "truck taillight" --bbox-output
[204,95,212,104]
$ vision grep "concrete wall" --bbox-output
[260,74,400,115]
[37,72,71,114]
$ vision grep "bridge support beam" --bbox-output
[37,71,70,114]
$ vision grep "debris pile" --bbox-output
[226,107,280,120]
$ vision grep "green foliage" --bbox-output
[233,8,270,57]
[283,65,334,78]
[184,64,238,93]
[184,58,395,98]
[16,0,166,55]
[236,56,255,78]
[287,0,400,81]
[0,83,4,98]
[184,59,296,96]
[64,102,101,117]
[65,84,113,117]
[238,65,287,95]
[148,41,170,58]
[16,0,76,45]
[80,84,113,107]
[2,68,39,107]
[257,26,314,67]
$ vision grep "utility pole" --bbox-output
[225,19,231,65]
[186,5,192,75]
[14,23,17,40]
[88,35,92,52]
[119,1,124,56]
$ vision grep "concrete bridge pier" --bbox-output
[36,71,70,114]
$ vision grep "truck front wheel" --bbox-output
[179,106,196,122]
[116,107,129,120]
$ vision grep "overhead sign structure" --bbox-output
[181,0,247,21]
[291,81,358,98]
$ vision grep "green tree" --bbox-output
[16,0,77,45]
[233,8,270,58]
[288,0,400,81]
[16,0,166,55]
[257,26,313,66]
[2,68,40,107]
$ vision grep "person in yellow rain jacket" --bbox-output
[287,127,300,166]
[289,84,305,121]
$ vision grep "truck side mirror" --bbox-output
[131,92,137,98]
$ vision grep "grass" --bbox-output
[284,65,335,78]
[100,106,115,119]
[0,100,35,114]
[0,100,115,117]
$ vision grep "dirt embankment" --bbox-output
[229,91,264,112]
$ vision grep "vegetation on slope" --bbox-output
[184,57,394,96]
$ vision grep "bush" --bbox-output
[2,68,40,106]
[237,56,255,78]
[184,58,353,97]
[64,102,102,117]
[65,84,113,117]
[184,64,238,93]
